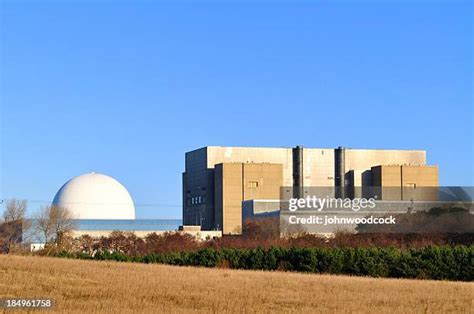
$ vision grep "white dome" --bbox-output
[52,173,135,219]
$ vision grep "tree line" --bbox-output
[0,199,76,253]
[55,245,474,281]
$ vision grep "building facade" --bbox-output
[214,163,282,234]
[371,165,438,201]
[183,146,438,234]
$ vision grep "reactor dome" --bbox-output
[52,172,135,220]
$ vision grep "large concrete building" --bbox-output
[182,146,438,234]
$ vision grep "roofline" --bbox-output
[186,145,427,153]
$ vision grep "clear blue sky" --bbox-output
[1,0,472,218]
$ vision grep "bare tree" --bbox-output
[0,199,29,252]
[50,205,77,245]
[3,199,28,222]
[35,206,54,244]
[34,205,77,245]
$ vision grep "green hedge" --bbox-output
[55,246,474,281]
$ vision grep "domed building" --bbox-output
[52,172,135,219]
[23,172,218,251]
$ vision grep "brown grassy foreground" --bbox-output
[0,255,472,313]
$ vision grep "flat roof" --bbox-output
[186,145,426,153]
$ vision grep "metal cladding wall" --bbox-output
[292,146,304,198]
[182,148,213,229]
[335,147,346,198]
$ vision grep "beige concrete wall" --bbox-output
[344,149,426,174]
[372,165,438,201]
[401,165,438,201]
[215,162,282,234]
[401,165,438,187]
[374,165,403,200]
[382,165,403,186]
[303,148,335,186]
[215,163,243,234]
[243,163,283,200]
[207,146,293,187]
[207,147,426,189]
[344,149,426,189]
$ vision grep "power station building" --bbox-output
[182,146,439,234]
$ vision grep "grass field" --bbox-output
[0,255,472,313]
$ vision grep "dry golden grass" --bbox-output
[0,255,472,313]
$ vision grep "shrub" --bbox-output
[56,245,474,281]
[64,229,473,256]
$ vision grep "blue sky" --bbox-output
[1,0,472,218]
